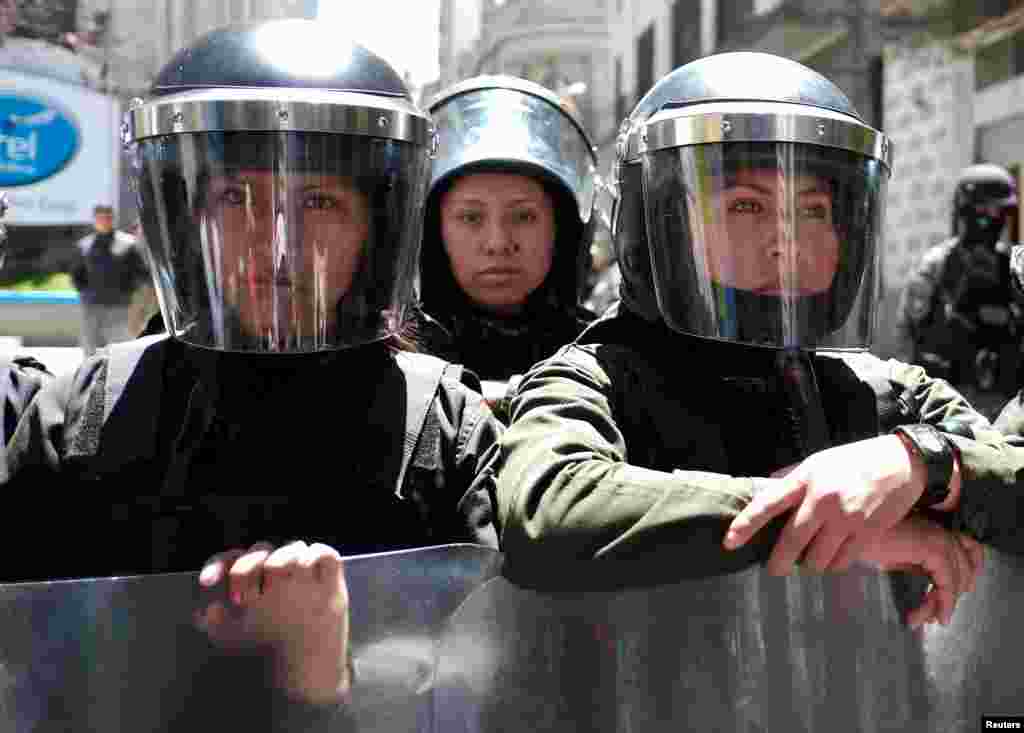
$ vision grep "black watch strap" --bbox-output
[892,423,955,509]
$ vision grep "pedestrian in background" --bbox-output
[71,204,150,356]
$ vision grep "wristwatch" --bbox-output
[892,423,956,509]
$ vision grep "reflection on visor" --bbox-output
[198,169,369,351]
[642,142,885,349]
[135,131,431,353]
[432,88,597,223]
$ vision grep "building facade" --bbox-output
[455,0,616,150]
[73,0,316,96]
[878,0,1024,354]
[438,0,483,88]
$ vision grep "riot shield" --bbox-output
[0,543,501,732]
[435,553,1024,732]
[1,543,1020,731]
[921,547,1024,727]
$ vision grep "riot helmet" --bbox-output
[420,75,598,318]
[610,52,892,350]
[123,19,434,353]
[953,163,1018,248]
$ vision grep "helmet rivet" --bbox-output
[378,115,389,129]
[278,109,289,122]
[817,122,826,136]
[721,119,732,135]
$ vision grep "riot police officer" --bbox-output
[415,75,598,383]
[494,53,1021,619]
[897,163,1021,393]
[1,19,502,727]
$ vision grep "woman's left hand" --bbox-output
[857,516,984,629]
[194,540,351,705]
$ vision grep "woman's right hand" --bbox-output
[856,516,984,630]
[194,540,351,705]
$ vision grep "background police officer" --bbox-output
[897,164,1021,399]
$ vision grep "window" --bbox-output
[716,0,754,48]
[636,23,654,101]
[975,31,1024,91]
[616,56,626,123]
[671,0,702,69]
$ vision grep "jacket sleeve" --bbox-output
[0,357,106,486]
[1,356,54,449]
[994,393,1024,446]
[494,345,781,590]
[895,245,947,361]
[441,371,503,550]
[862,353,1024,554]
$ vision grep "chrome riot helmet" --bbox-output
[610,52,892,349]
[421,75,598,316]
[953,163,1018,247]
[123,20,434,353]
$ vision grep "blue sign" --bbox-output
[0,95,80,187]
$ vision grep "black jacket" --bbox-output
[1,335,501,579]
[1,354,52,449]
[0,335,503,731]
[896,237,1016,362]
[415,304,594,382]
[71,230,150,306]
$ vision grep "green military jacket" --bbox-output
[495,311,1024,590]
[995,394,1024,444]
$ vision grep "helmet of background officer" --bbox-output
[953,163,1018,249]
[609,52,891,350]
[123,19,433,353]
[421,75,598,319]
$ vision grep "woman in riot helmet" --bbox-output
[493,53,1024,622]
[0,19,502,727]
[415,75,598,382]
